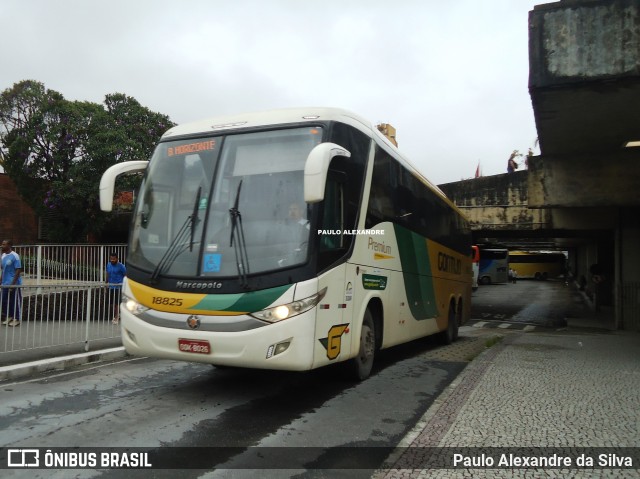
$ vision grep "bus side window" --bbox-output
[365,147,396,228]
[320,171,346,252]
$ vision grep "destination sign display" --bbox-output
[167,140,216,157]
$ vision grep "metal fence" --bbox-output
[1,244,127,359]
[1,283,122,355]
[16,244,127,283]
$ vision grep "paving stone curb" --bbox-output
[373,334,512,478]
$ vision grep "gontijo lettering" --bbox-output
[168,140,216,157]
[438,252,461,274]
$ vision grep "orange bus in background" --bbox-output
[509,251,566,280]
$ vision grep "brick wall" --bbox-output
[0,174,39,244]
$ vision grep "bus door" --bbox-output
[313,171,351,368]
[310,129,368,368]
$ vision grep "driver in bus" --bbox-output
[287,202,310,229]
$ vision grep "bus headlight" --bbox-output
[250,288,327,323]
[123,293,149,316]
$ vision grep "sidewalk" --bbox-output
[0,325,125,381]
[374,317,640,477]
[0,345,127,381]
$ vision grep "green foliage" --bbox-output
[0,80,175,242]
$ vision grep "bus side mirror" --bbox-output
[304,143,351,203]
[99,161,149,211]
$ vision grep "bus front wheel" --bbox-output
[348,309,376,381]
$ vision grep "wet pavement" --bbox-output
[470,278,615,330]
[2,279,638,478]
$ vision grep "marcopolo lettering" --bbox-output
[176,281,223,290]
[438,252,461,274]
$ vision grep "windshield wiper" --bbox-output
[190,187,201,251]
[150,187,201,283]
[229,180,250,288]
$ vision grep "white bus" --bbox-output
[99,108,472,380]
[478,247,509,284]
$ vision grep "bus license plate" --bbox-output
[178,339,211,355]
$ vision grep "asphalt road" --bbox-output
[470,278,589,327]
[1,334,481,479]
[1,279,592,478]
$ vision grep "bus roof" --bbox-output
[162,107,455,210]
[162,107,371,139]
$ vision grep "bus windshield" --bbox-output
[128,127,323,278]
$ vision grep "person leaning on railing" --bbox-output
[1,239,23,327]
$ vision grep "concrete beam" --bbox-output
[529,0,640,156]
[528,152,640,207]
[439,171,554,232]
[550,207,619,230]
[459,205,552,232]
[530,0,640,88]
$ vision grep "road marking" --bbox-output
[498,323,512,329]
[523,325,536,332]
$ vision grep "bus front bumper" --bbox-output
[120,309,317,371]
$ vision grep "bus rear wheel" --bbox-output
[348,309,376,381]
[439,305,458,345]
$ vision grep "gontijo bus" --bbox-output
[99,108,472,380]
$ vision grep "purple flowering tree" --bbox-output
[0,80,174,242]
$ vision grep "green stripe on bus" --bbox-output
[191,284,291,312]
[394,225,438,320]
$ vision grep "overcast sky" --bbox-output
[2,0,550,185]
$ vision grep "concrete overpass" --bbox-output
[439,0,640,331]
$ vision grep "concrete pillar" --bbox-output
[618,207,640,330]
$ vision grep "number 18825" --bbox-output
[152,296,183,306]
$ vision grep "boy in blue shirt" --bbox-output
[1,239,23,327]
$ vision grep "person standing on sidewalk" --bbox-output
[1,240,23,327]
[106,253,126,324]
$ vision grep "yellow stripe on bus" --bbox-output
[128,280,247,315]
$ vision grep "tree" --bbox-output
[0,80,174,242]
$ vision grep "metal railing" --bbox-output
[1,283,123,356]
[0,245,128,360]
[16,244,127,283]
